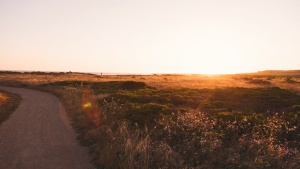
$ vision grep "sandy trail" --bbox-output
[0,86,94,169]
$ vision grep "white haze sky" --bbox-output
[1,0,300,74]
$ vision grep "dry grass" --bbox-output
[1,71,300,168]
[0,93,9,106]
[0,72,286,89]
[38,84,300,169]
[0,90,22,125]
[271,78,300,95]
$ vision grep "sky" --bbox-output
[1,0,300,74]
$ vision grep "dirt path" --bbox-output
[0,86,95,169]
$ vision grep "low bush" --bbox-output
[120,81,146,90]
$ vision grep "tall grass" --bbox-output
[90,98,186,169]
[89,99,299,168]
[158,111,300,168]
[43,84,300,169]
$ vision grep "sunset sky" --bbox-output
[1,0,300,74]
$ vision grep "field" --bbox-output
[1,71,300,168]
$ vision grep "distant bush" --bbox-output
[42,81,147,93]
[41,80,91,87]
[122,103,171,126]
[247,79,272,85]
[200,87,300,114]
[120,81,146,90]
[286,77,298,83]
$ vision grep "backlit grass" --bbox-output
[36,80,300,168]
[1,71,300,168]
[0,90,22,125]
[0,93,8,105]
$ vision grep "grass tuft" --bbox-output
[0,89,22,125]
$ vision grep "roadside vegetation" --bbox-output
[1,71,300,168]
[40,80,300,169]
[0,89,22,125]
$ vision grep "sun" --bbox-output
[181,30,252,75]
[174,42,249,75]
[143,25,255,75]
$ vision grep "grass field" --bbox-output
[0,71,300,168]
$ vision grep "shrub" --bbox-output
[120,81,146,90]
[122,103,171,126]
[286,77,298,83]
[247,79,272,85]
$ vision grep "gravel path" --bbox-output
[0,86,95,169]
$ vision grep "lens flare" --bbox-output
[83,102,92,109]
[81,89,101,126]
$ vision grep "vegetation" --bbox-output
[0,89,22,125]
[77,90,300,169]
[1,71,300,168]
[37,80,300,169]
[243,78,272,85]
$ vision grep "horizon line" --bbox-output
[1,69,300,76]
